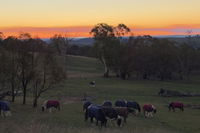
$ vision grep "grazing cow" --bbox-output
[169,102,184,112]
[102,107,122,127]
[83,101,92,112]
[127,101,141,114]
[115,100,127,107]
[143,104,156,118]
[102,100,112,107]
[42,100,60,113]
[0,101,12,117]
[114,107,129,123]
[85,105,107,127]
[89,81,96,87]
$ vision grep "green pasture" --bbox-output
[0,55,199,133]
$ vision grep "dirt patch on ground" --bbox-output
[185,104,200,109]
[67,73,102,78]
[61,97,82,105]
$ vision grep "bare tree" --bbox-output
[17,33,34,105]
[32,47,66,107]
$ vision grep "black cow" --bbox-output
[115,100,127,107]
[85,105,107,127]
[89,81,96,87]
[102,100,112,107]
[83,101,92,112]
[127,101,141,114]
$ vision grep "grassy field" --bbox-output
[0,55,200,133]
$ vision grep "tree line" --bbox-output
[90,23,200,80]
[0,33,66,107]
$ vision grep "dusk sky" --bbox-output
[0,0,200,38]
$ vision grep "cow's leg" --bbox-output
[124,116,127,123]
[49,108,52,113]
[90,117,93,123]
[7,111,12,116]
[150,112,153,117]
[96,120,99,126]
[4,111,8,117]
[0,110,3,117]
[144,111,148,118]
[85,111,88,121]
[104,120,107,127]
[180,107,184,111]
[2,111,6,117]
[144,111,147,118]
[173,107,175,112]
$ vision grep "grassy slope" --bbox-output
[0,55,200,133]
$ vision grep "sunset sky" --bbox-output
[0,0,200,38]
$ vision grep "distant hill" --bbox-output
[42,35,200,48]
[70,37,94,46]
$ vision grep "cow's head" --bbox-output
[42,105,46,112]
[152,105,157,113]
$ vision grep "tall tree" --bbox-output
[91,23,130,77]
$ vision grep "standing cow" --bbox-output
[143,104,156,118]
[114,107,129,124]
[42,100,60,113]
[126,101,141,114]
[102,106,122,127]
[0,101,12,117]
[85,105,107,127]
[169,102,184,112]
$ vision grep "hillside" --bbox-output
[0,55,200,133]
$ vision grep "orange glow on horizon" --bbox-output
[1,25,200,38]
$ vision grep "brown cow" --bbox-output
[114,107,129,124]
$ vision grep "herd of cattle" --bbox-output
[82,100,184,127]
[0,99,184,127]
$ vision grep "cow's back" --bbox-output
[115,107,129,117]
[115,100,127,107]
[171,102,183,108]
[143,104,153,112]
[0,101,10,111]
[46,100,60,108]
[88,105,106,121]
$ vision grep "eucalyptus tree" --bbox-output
[91,23,130,77]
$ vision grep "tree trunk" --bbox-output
[23,87,26,105]
[102,56,109,77]
[11,84,15,102]
[120,73,126,80]
[104,68,109,77]
[33,96,38,107]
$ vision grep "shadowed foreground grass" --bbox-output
[0,122,180,133]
